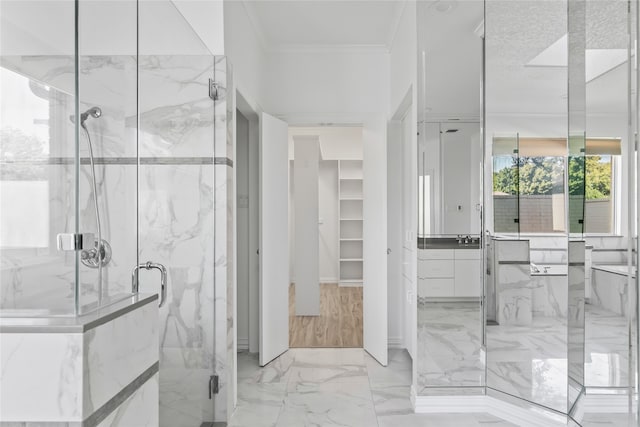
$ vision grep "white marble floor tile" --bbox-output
[278,381,378,427]
[377,413,518,427]
[370,385,413,416]
[365,349,412,386]
[238,350,295,384]
[231,348,521,427]
[229,382,286,427]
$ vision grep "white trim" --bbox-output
[290,277,340,284]
[237,338,249,351]
[270,44,389,54]
[387,336,404,349]
[413,395,566,427]
[386,1,407,50]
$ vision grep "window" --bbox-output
[492,137,621,235]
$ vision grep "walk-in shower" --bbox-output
[1,0,231,425]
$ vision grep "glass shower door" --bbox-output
[138,2,222,425]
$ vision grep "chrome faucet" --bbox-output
[531,263,541,274]
[132,261,168,307]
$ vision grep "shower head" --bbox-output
[80,107,102,124]
[70,106,102,125]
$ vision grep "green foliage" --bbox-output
[493,155,612,199]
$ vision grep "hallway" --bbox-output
[230,348,515,427]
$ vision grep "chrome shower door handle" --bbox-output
[132,261,168,307]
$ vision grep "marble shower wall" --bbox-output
[0,54,138,314]
[2,52,235,424]
[137,55,233,425]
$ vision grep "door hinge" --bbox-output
[209,375,219,398]
[209,79,219,101]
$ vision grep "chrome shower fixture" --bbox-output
[80,106,102,125]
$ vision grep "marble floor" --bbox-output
[231,348,516,427]
[584,304,628,387]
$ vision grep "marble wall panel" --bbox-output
[96,373,159,427]
[590,269,628,316]
[0,333,84,421]
[83,300,158,415]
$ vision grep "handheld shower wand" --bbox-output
[74,107,111,272]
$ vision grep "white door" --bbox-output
[259,112,289,366]
[363,117,388,366]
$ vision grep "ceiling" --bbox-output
[242,1,404,51]
[421,0,630,120]
[288,126,363,160]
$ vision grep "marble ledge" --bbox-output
[0,293,158,334]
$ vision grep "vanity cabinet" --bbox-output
[418,249,481,297]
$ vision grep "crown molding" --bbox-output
[240,0,394,55]
[269,43,389,54]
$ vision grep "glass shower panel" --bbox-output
[485,0,570,415]
[76,0,138,313]
[567,0,586,414]
[581,0,634,405]
[0,1,78,315]
[138,2,219,425]
[416,0,485,399]
[492,135,520,236]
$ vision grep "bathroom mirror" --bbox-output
[580,0,633,397]
[416,0,485,397]
[485,0,570,414]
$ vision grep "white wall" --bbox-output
[293,136,321,315]
[236,110,250,350]
[319,161,340,282]
[265,50,390,120]
[387,121,404,349]
[289,159,340,283]
[172,0,225,54]
[441,122,482,235]
[388,1,418,352]
[389,1,417,117]
[224,1,267,109]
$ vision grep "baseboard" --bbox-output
[414,395,566,427]
[290,278,340,283]
[237,338,249,351]
[388,337,404,349]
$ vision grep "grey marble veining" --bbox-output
[230,348,517,427]
[417,302,485,390]
[590,269,628,316]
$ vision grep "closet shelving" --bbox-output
[338,160,363,286]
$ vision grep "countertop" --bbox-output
[418,237,481,250]
[0,293,158,333]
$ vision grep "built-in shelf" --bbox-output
[339,160,363,286]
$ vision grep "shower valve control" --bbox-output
[56,233,95,251]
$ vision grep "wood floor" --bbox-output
[289,283,363,348]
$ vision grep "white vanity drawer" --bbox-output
[418,249,454,260]
[419,259,454,278]
[455,249,481,260]
[419,278,455,297]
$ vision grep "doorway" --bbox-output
[287,126,364,348]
